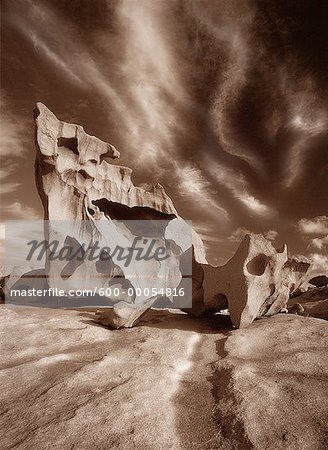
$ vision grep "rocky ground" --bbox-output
[1,305,328,450]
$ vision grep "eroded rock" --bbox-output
[34,103,206,327]
[204,234,290,328]
[187,234,311,328]
[34,103,314,329]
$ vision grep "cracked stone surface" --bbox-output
[1,306,327,449]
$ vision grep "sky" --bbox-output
[0,0,328,267]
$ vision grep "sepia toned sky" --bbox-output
[1,0,328,266]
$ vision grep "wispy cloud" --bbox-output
[190,0,264,173]
[6,0,191,169]
[238,195,274,217]
[0,96,29,158]
[0,182,22,195]
[174,163,229,221]
[0,90,29,194]
[205,157,275,217]
[6,0,130,122]
[114,0,191,165]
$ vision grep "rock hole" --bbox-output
[246,254,267,276]
[92,198,176,237]
[309,275,328,287]
[57,137,79,155]
[100,149,114,163]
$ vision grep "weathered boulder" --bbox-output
[204,234,289,327]
[34,103,206,327]
[186,234,311,328]
[296,264,328,294]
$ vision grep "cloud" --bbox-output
[175,163,229,221]
[0,90,29,158]
[0,204,42,269]
[0,182,22,195]
[228,227,251,242]
[6,0,191,170]
[0,157,21,194]
[297,216,328,253]
[0,219,45,274]
[309,235,328,250]
[297,216,328,235]
[229,227,278,242]
[238,195,274,217]
[0,91,30,195]
[193,223,225,247]
[1,202,40,220]
[6,1,128,115]
[2,0,328,267]
[205,157,275,217]
[264,230,278,241]
[191,0,264,173]
[309,253,328,273]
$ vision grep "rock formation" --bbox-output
[288,286,328,320]
[32,104,318,329]
[186,234,311,328]
[34,103,205,327]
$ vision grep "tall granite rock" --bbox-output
[34,103,206,327]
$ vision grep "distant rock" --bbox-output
[296,265,328,293]
[288,287,328,320]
